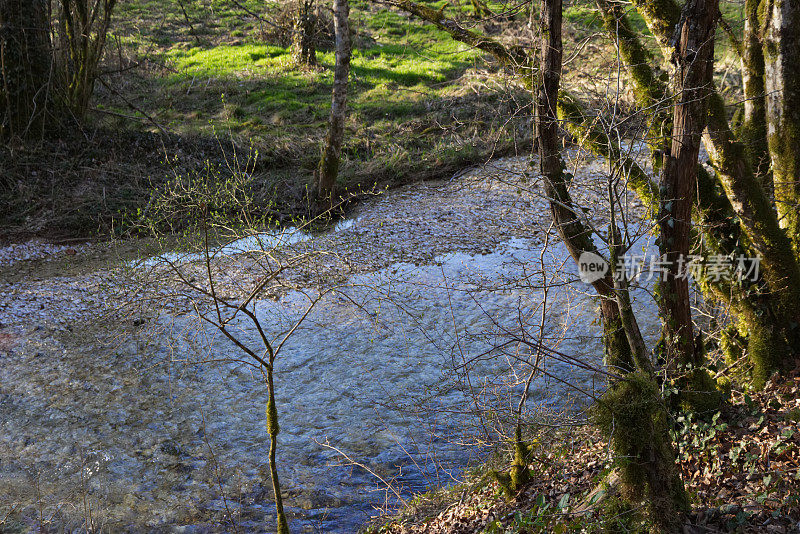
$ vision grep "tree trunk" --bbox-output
[61,0,117,119]
[265,367,290,534]
[764,0,800,254]
[536,0,631,373]
[740,0,772,196]
[316,0,351,204]
[292,0,317,67]
[658,0,718,370]
[536,0,687,526]
[628,0,800,384]
[0,0,51,139]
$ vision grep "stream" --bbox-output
[0,153,662,532]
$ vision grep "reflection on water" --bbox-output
[1,229,660,532]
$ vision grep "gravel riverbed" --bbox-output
[0,149,659,533]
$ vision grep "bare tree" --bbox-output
[58,0,118,119]
[316,0,351,204]
[137,230,339,534]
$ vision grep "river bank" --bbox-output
[371,373,800,533]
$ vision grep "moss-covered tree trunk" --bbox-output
[764,0,800,254]
[740,0,772,196]
[537,0,687,526]
[595,0,671,173]
[292,0,317,67]
[265,365,290,534]
[317,0,351,204]
[0,0,51,139]
[629,0,800,386]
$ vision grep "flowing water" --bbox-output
[0,154,662,532]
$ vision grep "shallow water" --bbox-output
[0,156,663,533]
[157,237,621,531]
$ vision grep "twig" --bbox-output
[96,76,171,135]
[315,438,408,506]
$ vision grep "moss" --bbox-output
[630,0,681,51]
[266,396,280,436]
[746,317,788,389]
[490,424,534,498]
[720,324,746,366]
[557,91,659,214]
[594,373,659,490]
[740,0,772,193]
[601,494,650,533]
[593,372,688,528]
[716,376,732,398]
[680,367,725,415]
[766,111,800,255]
[707,92,800,328]
[604,314,635,373]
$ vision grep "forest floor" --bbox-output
[369,372,800,533]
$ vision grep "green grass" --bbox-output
[3,0,750,238]
[101,0,522,178]
[114,0,485,136]
[0,0,530,237]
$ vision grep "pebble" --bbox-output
[0,240,88,267]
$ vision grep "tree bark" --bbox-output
[628,0,800,383]
[0,0,51,139]
[292,0,317,67]
[658,0,718,370]
[536,0,631,373]
[764,0,800,254]
[317,0,351,204]
[740,0,772,196]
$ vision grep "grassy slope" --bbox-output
[1,0,532,239]
[124,0,531,221]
